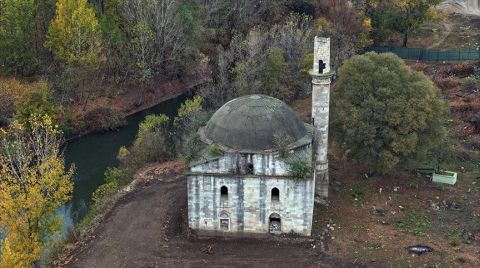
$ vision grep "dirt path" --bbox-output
[63,172,356,268]
[428,20,453,49]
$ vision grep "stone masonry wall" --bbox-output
[187,174,315,236]
[311,36,332,200]
[190,146,311,177]
[313,36,331,74]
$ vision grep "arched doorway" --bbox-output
[269,213,281,233]
[219,212,230,231]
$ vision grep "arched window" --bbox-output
[271,187,279,202]
[220,186,228,200]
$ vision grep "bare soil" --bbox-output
[319,160,480,267]
[59,158,480,267]
[387,13,480,49]
[60,164,356,268]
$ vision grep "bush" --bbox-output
[461,77,479,93]
[284,152,311,181]
[433,75,460,90]
[132,114,174,163]
[451,63,475,77]
[351,183,366,198]
[15,81,63,125]
[91,180,118,213]
[0,78,34,126]
[207,144,222,157]
[82,106,126,132]
[184,132,203,163]
[173,97,210,159]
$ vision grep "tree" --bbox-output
[316,0,372,72]
[331,52,448,173]
[358,0,443,46]
[15,81,63,125]
[0,0,38,74]
[46,0,103,107]
[227,14,312,103]
[0,114,74,266]
[121,0,206,77]
[389,0,443,47]
[132,114,174,163]
[265,48,290,101]
[46,0,102,68]
[0,78,34,126]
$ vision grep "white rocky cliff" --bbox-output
[439,0,480,15]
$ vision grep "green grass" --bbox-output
[396,209,431,236]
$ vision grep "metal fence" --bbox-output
[368,46,480,61]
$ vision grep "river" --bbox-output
[60,95,186,230]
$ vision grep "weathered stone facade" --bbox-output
[187,37,331,236]
[188,175,315,234]
[310,36,333,201]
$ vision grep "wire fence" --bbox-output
[368,46,480,61]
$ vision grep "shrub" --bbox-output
[15,81,63,125]
[82,106,126,132]
[173,97,210,159]
[451,63,475,77]
[461,77,479,93]
[433,75,460,90]
[0,78,34,126]
[284,152,312,181]
[91,180,118,213]
[132,114,174,163]
[173,96,204,134]
[184,132,203,163]
[207,144,222,157]
[351,183,366,198]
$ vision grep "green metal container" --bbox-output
[432,171,457,185]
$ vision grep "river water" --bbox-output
[60,95,186,230]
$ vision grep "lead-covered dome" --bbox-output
[202,95,307,151]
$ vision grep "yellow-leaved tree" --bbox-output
[0,114,74,267]
[45,0,103,110]
[45,0,102,68]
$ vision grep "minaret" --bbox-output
[310,37,333,203]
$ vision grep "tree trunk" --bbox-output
[402,31,409,47]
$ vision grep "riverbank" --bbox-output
[64,77,192,141]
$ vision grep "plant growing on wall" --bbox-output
[283,152,312,181]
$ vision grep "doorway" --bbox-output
[269,213,281,233]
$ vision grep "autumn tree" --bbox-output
[357,0,443,46]
[121,0,207,78]
[389,0,443,47]
[173,96,209,159]
[46,0,103,106]
[225,14,312,104]
[15,81,63,125]
[0,78,34,126]
[331,52,448,173]
[0,114,74,266]
[316,0,372,72]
